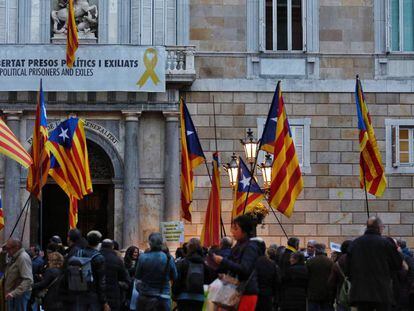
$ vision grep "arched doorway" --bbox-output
[31,139,115,247]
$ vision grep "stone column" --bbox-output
[122,112,141,247]
[163,112,180,221]
[3,111,23,239]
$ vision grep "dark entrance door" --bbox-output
[32,140,115,248]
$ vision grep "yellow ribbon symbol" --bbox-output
[137,48,160,88]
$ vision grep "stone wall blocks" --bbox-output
[401,213,414,224]
[341,128,359,139]
[389,224,413,236]
[328,116,354,127]
[341,224,365,236]
[400,94,414,104]
[341,152,359,164]
[376,93,400,104]
[268,224,294,236]
[401,189,414,200]
[329,188,353,200]
[293,224,317,236]
[303,176,317,188]
[306,212,329,224]
[316,104,340,115]
[318,200,341,211]
[294,200,318,212]
[234,92,256,103]
[389,200,412,212]
[330,212,352,224]
[197,103,214,115]
[388,105,411,116]
[329,141,353,152]
[293,104,317,115]
[312,140,330,151]
[317,224,341,236]
[341,200,365,212]
[317,152,341,163]
[329,93,352,104]
[190,92,211,103]
[257,92,274,104]
[245,104,270,115]
[284,93,305,104]
[317,176,341,188]
[329,164,354,175]
[316,128,341,139]
[377,212,400,224]
[305,93,329,104]
[311,116,329,128]
[311,164,330,175]
[304,188,330,199]
[210,92,233,103]
[340,176,360,188]
[388,176,413,188]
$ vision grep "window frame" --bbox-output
[257,117,311,173]
[386,0,414,53]
[261,0,307,52]
[385,119,414,173]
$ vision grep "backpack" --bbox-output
[336,262,351,307]
[67,250,100,292]
[185,261,204,294]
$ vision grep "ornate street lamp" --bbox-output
[240,128,258,165]
[223,153,239,188]
[258,153,273,190]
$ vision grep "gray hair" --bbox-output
[220,236,233,249]
[101,239,114,249]
[148,232,163,251]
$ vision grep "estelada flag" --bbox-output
[267,82,303,217]
[66,0,78,68]
[232,157,264,219]
[0,117,32,168]
[201,152,221,248]
[69,195,78,229]
[0,192,4,231]
[45,118,92,199]
[27,79,50,199]
[355,76,386,196]
[180,98,205,222]
[259,81,281,154]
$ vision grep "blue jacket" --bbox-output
[135,251,177,298]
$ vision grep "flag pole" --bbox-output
[362,161,370,218]
[212,96,226,238]
[8,195,31,239]
[268,204,289,240]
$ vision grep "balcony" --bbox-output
[165,46,196,85]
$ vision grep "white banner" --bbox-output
[0,45,165,92]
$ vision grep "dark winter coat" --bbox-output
[279,246,296,277]
[33,267,63,310]
[172,252,210,302]
[279,263,308,311]
[397,254,414,309]
[306,253,334,303]
[328,254,348,304]
[347,229,402,304]
[218,238,261,295]
[255,255,281,311]
[100,248,130,310]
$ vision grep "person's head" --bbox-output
[314,243,326,255]
[340,240,352,255]
[86,230,102,247]
[182,243,188,256]
[67,228,82,246]
[385,236,398,250]
[5,239,22,257]
[113,240,120,251]
[287,237,300,250]
[175,247,184,259]
[289,252,305,265]
[306,240,316,255]
[125,246,139,260]
[366,216,384,234]
[148,232,163,251]
[267,247,278,262]
[187,238,203,256]
[29,245,41,258]
[251,237,266,256]
[48,252,64,269]
[101,239,114,250]
[397,239,407,249]
[50,235,62,245]
[231,215,254,241]
[220,236,233,250]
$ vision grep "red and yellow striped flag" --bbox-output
[66,0,78,68]
[355,77,386,196]
[201,152,221,247]
[27,80,50,199]
[0,117,32,168]
[69,195,78,229]
[268,84,303,217]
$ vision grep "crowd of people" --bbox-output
[0,215,413,311]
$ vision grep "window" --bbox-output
[385,119,414,173]
[257,117,311,173]
[265,0,304,51]
[389,0,414,52]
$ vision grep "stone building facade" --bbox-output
[0,1,413,249]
